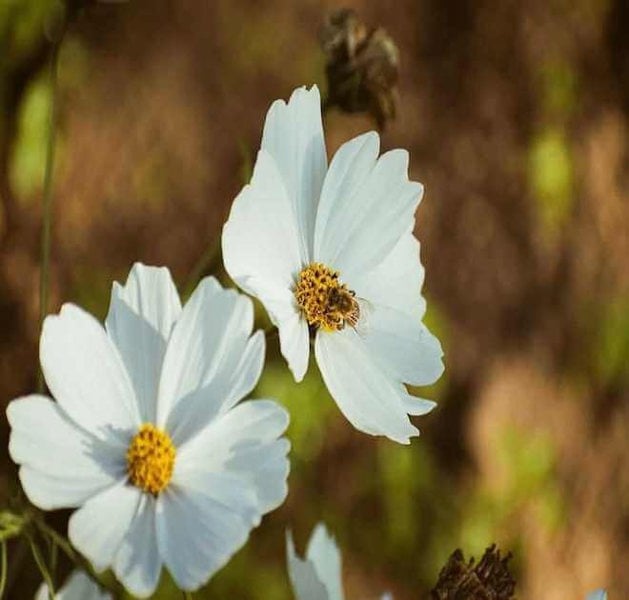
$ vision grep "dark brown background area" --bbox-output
[1,0,628,598]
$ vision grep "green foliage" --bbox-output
[538,61,578,119]
[459,426,565,559]
[10,74,51,199]
[0,0,56,62]
[529,127,574,237]
[377,441,435,557]
[256,360,334,464]
[594,295,629,386]
[0,511,25,541]
[68,265,122,321]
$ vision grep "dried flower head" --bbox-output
[319,8,399,129]
[431,545,516,600]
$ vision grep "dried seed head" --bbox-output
[319,8,399,130]
[431,544,516,600]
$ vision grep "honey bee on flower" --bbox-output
[223,85,444,444]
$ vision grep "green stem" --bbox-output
[48,537,58,582]
[28,536,54,599]
[183,235,222,299]
[34,518,76,563]
[0,541,7,599]
[33,517,120,596]
[37,31,62,392]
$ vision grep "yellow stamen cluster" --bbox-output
[294,262,360,331]
[126,424,176,495]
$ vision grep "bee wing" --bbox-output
[353,297,375,337]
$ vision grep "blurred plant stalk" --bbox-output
[37,0,93,391]
[37,16,63,393]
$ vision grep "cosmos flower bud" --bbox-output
[319,8,399,130]
[430,544,516,600]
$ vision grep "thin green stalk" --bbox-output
[183,592,193,600]
[33,517,120,596]
[34,518,76,563]
[37,35,62,392]
[183,235,222,299]
[0,541,7,599]
[48,537,58,582]
[28,536,54,599]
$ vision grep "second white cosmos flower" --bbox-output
[287,523,392,600]
[223,85,444,443]
[7,264,290,598]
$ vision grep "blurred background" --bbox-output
[1,0,628,598]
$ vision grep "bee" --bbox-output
[326,286,361,330]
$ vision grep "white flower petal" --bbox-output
[400,392,437,416]
[250,284,309,383]
[19,467,111,513]
[261,84,326,260]
[316,144,423,278]
[176,400,290,513]
[223,144,311,383]
[157,277,262,445]
[223,149,303,299]
[278,311,310,382]
[286,531,330,600]
[7,395,124,510]
[215,330,266,413]
[351,233,426,320]
[306,524,344,600]
[315,328,418,444]
[40,304,139,442]
[172,470,260,525]
[105,263,181,422]
[314,131,380,261]
[217,437,291,513]
[113,494,161,598]
[36,570,112,600]
[155,480,257,591]
[68,482,142,573]
[361,305,444,386]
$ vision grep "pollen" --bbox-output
[126,424,176,495]
[294,262,360,331]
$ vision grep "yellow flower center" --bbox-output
[126,424,176,495]
[294,262,360,331]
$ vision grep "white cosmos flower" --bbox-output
[36,570,111,600]
[8,264,290,598]
[287,523,391,600]
[223,84,444,444]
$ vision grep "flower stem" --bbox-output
[34,517,76,563]
[33,516,122,596]
[28,535,54,599]
[0,541,7,598]
[183,235,222,300]
[37,19,63,392]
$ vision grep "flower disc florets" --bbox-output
[127,423,176,495]
[294,262,360,332]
